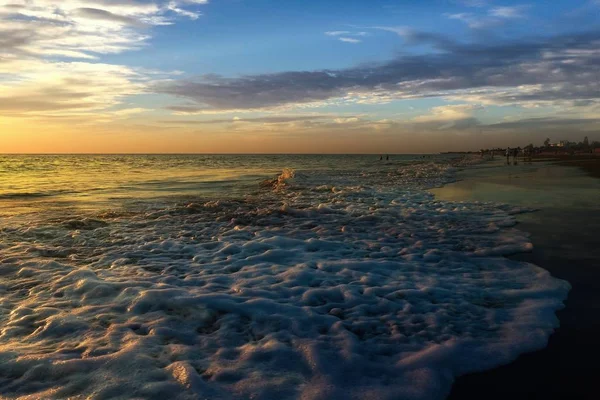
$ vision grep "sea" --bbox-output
[0,154,569,399]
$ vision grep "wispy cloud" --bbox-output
[157,30,600,113]
[372,26,408,36]
[167,0,207,20]
[489,6,528,19]
[412,104,484,129]
[325,31,368,36]
[0,1,209,59]
[159,115,343,125]
[446,4,529,29]
[0,61,146,117]
[412,104,483,122]
[325,30,367,43]
[0,0,208,121]
[325,31,351,36]
[73,7,149,27]
[338,37,362,44]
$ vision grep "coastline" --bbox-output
[432,158,600,399]
[541,155,600,179]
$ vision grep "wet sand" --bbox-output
[529,154,600,179]
[432,160,600,399]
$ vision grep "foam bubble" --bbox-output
[0,157,569,399]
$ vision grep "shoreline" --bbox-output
[433,159,600,399]
[528,154,600,179]
[548,156,600,180]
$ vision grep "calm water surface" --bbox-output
[0,154,437,216]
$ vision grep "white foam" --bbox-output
[0,157,569,399]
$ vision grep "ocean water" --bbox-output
[0,155,569,399]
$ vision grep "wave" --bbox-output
[0,191,63,200]
[0,155,569,400]
[260,167,298,189]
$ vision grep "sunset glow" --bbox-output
[1,3,599,398]
[2,0,599,153]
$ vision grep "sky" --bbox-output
[1,0,599,153]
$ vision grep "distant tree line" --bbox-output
[478,136,599,156]
[538,136,599,152]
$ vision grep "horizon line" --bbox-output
[0,152,453,156]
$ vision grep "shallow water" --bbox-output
[430,159,600,209]
[0,155,569,399]
[0,155,436,217]
[435,158,600,399]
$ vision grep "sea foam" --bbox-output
[0,157,569,399]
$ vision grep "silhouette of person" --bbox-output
[506,148,510,165]
[386,155,389,161]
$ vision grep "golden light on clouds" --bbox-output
[1,0,599,153]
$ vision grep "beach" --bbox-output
[548,155,600,179]
[3,0,600,397]
[432,157,600,399]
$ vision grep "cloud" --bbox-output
[0,61,146,118]
[489,6,528,19]
[0,0,208,121]
[338,37,361,44]
[488,117,600,130]
[159,115,343,125]
[73,7,148,27]
[372,26,408,36]
[325,31,367,36]
[445,13,498,29]
[156,30,600,112]
[0,1,209,60]
[325,31,368,43]
[160,112,600,151]
[412,104,483,122]
[325,31,351,36]
[446,4,529,29]
[411,104,484,130]
[389,27,457,49]
[167,1,204,20]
